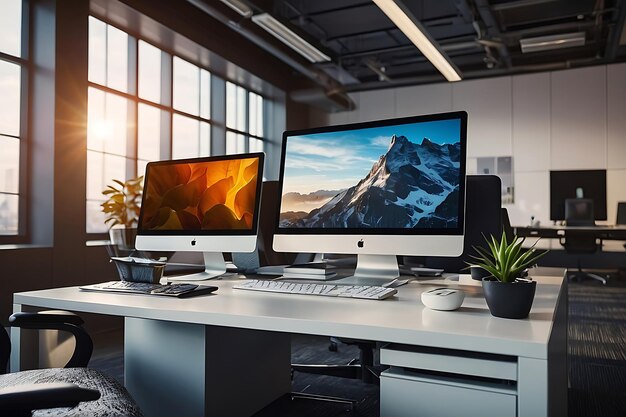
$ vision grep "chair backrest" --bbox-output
[256,181,298,266]
[501,208,514,242]
[423,175,502,273]
[565,198,595,226]
[1,327,10,375]
[560,234,599,254]
[616,202,626,225]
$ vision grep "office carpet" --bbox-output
[89,276,626,417]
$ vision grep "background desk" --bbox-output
[11,274,567,417]
[515,225,626,241]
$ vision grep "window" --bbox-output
[87,17,270,235]
[0,0,25,236]
[225,82,266,155]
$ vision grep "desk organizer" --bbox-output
[111,257,166,283]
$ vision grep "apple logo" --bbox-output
[191,239,197,246]
[357,239,364,248]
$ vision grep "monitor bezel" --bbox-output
[137,152,265,237]
[274,111,468,238]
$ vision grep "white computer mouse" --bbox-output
[421,288,465,311]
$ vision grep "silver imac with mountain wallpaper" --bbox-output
[135,153,264,280]
[274,112,467,286]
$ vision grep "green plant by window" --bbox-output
[470,232,546,283]
[101,176,143,229]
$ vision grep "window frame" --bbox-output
[0,0,30,244]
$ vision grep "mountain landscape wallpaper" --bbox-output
[279,119,462,230]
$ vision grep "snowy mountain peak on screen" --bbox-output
[299,135,461,229]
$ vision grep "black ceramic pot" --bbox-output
[481,277,537,319]
[470,266,492,281]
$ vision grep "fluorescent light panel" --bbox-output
[373,0,461,82]
[252,13,331,63]
[520,32,586,53]
[220,0,253,18]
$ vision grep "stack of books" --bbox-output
[281,263,337,280]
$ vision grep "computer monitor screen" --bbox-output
[550,170,606,221]
[274,111,467,285]
[136,153,264,280]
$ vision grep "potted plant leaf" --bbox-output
[470,231,546,319]
[101,176,143,251]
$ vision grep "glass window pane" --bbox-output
[226,82,236,129]
[256,95,264,137]
[173,57,199,115]
[104,93,129,156]
[0,60,21,137]
[87,87,106,151]
[106,25,129,92]
[88,17,106,85]
[137,160,149,179]
[249,137,263,153]
[249,93,257,137]
[138,41,161,103]
[236,85,246,132]
[200,69,210,120]
[172,114,199,159]
[226,131,246,155]
[199,122,211,156]
[0,136,19,193]
[86,150,104,201]
[0,0,22,57]
[0,193,18,235]
[138,103,161,161]
[86,199,108,234]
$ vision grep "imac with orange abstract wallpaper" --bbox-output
[136,153,264,280]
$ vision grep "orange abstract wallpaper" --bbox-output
[140,157,260,231]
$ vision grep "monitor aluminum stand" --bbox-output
[167,252,227,281]
[334,254,399,287]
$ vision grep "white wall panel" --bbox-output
[395,83,452,117]
[607,169,626,224]
[550,66,607,169]
[506,171,550,227]
[358,89,395,122]
[452,77,513,158]
[607,63,626,169]
[512,73,551,172]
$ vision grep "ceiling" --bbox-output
[197,0,626,109]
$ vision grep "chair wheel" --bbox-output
[329,341,338,352]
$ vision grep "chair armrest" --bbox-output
[0,382,100,415]
[9,312,94,368]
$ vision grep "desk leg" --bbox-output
[125,318,291,417]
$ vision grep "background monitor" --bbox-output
[136,153,264,280]
[273,111,468,286]
[550,170,607,221]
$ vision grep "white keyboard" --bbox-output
[232,279,397,300]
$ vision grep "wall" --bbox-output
[311,63,626,227]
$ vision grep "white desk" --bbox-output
[11,273,567,417]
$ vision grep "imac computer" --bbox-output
[274,111,468,286]
[550,169,607,222]
[135,153,264,280]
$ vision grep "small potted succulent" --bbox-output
[470,232,546,319]
[101,176,143,251]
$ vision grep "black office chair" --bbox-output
[560,199,607,284]
[0,311,142,417]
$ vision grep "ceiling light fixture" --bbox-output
[372,0,462,82]
[219,0,253,18]
[251,13,331,63]
[520,32,586,53]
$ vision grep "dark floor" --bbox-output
[89,272,626,417]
